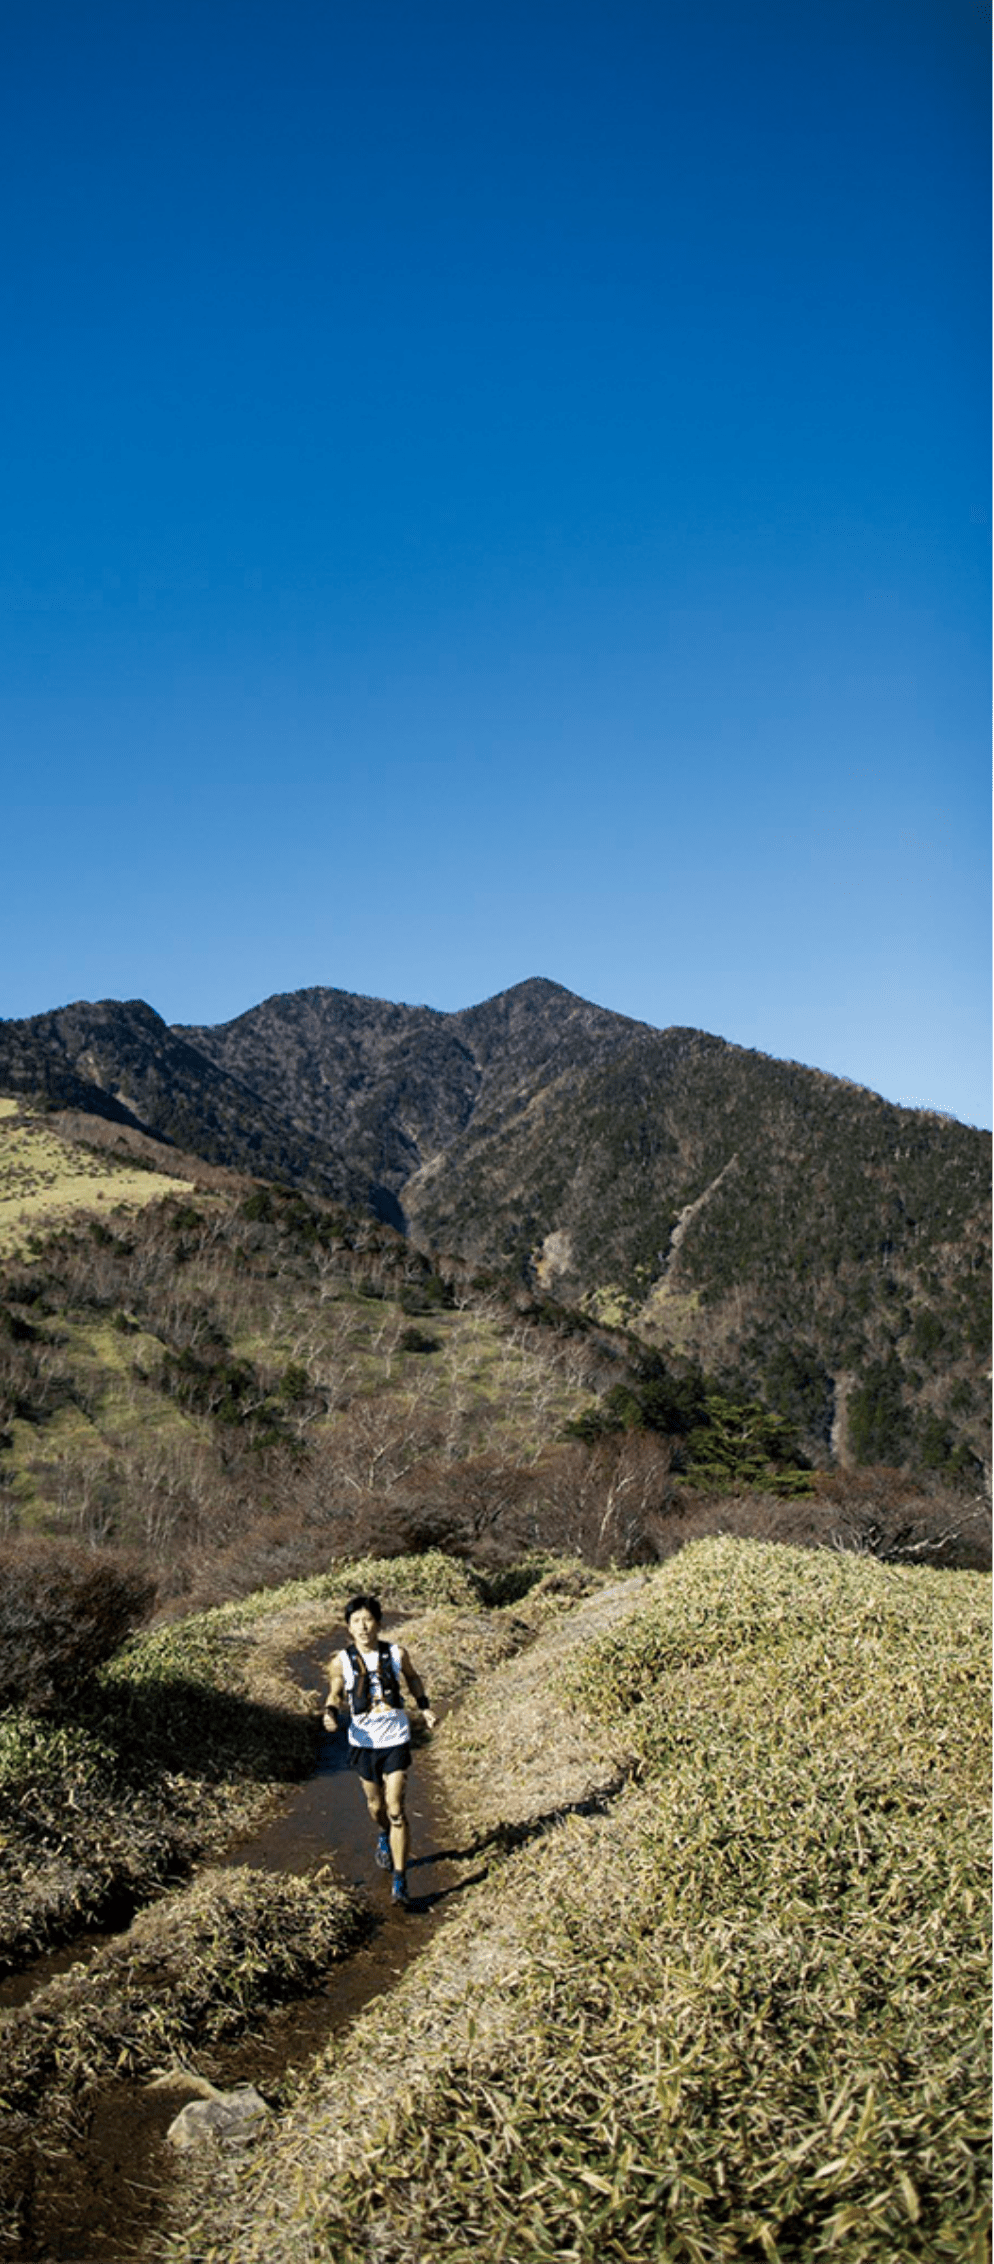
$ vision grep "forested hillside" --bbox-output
[180,976,646,1201]
[0,979,988,1484]
[0,999,362,1202]
[0,1136,988,1609]
[405,1027,991,1481]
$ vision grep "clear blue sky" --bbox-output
[2,1,990,1125]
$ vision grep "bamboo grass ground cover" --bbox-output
[0,1866,368,2254]
[177,1538,989,2264]
[179,1546,484,1625]
[0,1591,308,1970]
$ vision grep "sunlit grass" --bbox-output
[215,1540,989,2264]
[0,1110,192,1259]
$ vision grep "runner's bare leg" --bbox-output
[384,1769,410,1876]
[358,1776,388,1834]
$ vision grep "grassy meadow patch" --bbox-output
[175,1539,990,2264]
[0,1106,193,1260]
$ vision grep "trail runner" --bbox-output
[323,1593,436,1907]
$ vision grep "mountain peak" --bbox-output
[0,977,988,1481]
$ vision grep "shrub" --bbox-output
[909,1306,945,1359]
[279,1361,312,1402]
[681,1391,813,1493]
[565,1374,813,1494]
[240,1188,274,1223]
[399,1273,451,1315]
[918,1411,955,1469]
[526,1434,675,1566]
[0,1541,156,1713]
[398,1326,440,1355]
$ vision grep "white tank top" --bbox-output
[339,1642,409,1750]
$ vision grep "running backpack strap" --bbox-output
[344,1641,402,1713]
[377,1641,403,1710]
[344,1642,370,1715]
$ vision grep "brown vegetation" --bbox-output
[0,1538,155,1712]
[3,977,989,1489]
[0,1180,987,1628]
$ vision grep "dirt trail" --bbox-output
[6,1577,641,2262]
[5,1627,476,2264]
[161,1572,648,2264]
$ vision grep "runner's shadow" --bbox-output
[421,1773,631,1871]
[404,1863,487,1913]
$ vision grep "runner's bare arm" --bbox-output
[323,1657,346,1728]
[399,1647,436,1729]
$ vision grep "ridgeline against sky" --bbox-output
[1,2,989,1126]
[0,975,988,1487]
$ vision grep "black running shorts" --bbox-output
[350,1741,412,1783]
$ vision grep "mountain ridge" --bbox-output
[0,995,365,1203]
[177,976,654,1188]
[1,979,988,1478]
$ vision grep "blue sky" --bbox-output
[2,1,989,1125]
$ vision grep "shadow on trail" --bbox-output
[403,1851,488,1911]
[426,1772,632,1872]
[89,1671,318,1789]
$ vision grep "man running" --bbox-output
[323,1593,436,1907]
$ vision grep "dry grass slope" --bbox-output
[0,1102,194,1260]
[0,1184,598,1571]
[162,1538,990,2264]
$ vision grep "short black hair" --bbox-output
[344,1592,382,1626]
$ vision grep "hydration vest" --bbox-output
[344,1640,403,1717]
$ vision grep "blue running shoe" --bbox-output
[391,1872,409,1906]
[375,1831,392,1870]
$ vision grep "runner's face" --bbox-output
[347,1607,380,1649]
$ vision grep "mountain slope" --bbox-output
[404,1025,990,1470]
[406,1022,988,1298]
[1,978,651,1215]
[2,981,988,1478]
[177,978,649,1191]
[0,999,365,1203]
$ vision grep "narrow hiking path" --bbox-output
[161,1567,652,2264]
[3,1566,642,2264]
[3,1611,492,2264]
